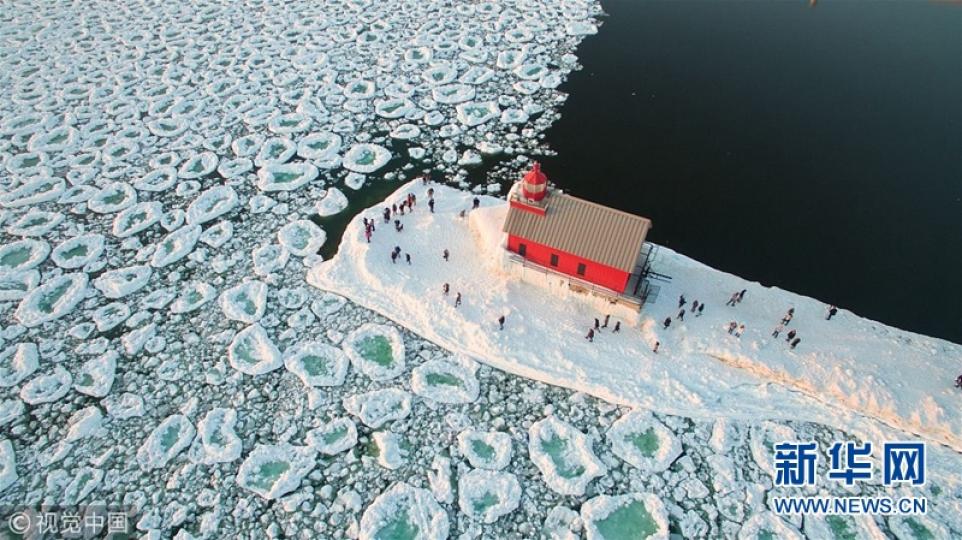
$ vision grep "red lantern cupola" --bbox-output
[521,162,548,202]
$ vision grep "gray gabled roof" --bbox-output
[503,191,652,273]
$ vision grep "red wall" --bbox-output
[507,235,630,293]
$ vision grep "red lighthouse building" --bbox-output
[502,163,653,297]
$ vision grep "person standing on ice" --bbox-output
[735,324,745,337]
[726,292,739,307]
[772,324,784,338]
[390,250,398,264]
[498,315,505,330]
[782,308,795,326]
[383,207,391,223]
[698,304,705,317]
[613,321,621,332]
[653,341,660,353]
[737,289,747,303]
[677,309,685,321]
[603,314,610,328]
[727,321,737,335]
[427,187,434,198]
[473,197,480,209]
[663,317,672,330]
[827,305,838,320]
[691,300,699,313]
[586,328,595,342]
[790,337,801,350]
[405,253,411,265]
[429,199,435,213]
[786,329,797,343]
[443,283,449,296]
[443,249,449,261]
[365,228,371,243]
[955,374,962,388]
[678,295,686,309]
[454,292,462,308]
[594,318,601,331]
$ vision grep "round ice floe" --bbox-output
[178,151,218,179]
[219,280,267,323]
[65,406,104,442]
[255,137,297,167]
[306,418,358,455]
[344,172,366,190]
[28,126,79,153]
[496,50,525,70]
[343,79,376,100]
[389,124,422,140]
[256,162,319,192]
[0,239,49,274]
[268,112,312,135]
[19,367,72,405]
[0,343,39,388]
[581,493,669,540]
[514,62,548,81]
[432,83,476,104]
[0,177,64,208]
[252,243,290,276]
[0,271,40,301]
[342,144,391,174]
[146,117,188,138]
[528,416,607,496]
[749,421,797,479]
[74,351,117,398]
[278,219,326,257]
[228,324,283,376]
[134,167,178,192]
[422,64,457,86]
[456,101,500,126]
[188,408,242,465]
[315,187,348,217]
[4,152,49,177]
[62,466,104,505]
[236,443,317,500]
[607,410,682,473]
[101,140,138,163]
[738,512,803,540]
[2,112,48,136]
[343,323,405,381]
[460,66,495,85]
[112,201,164,238]
[170,281,216,314]
[187,186,237,225]
[374,98,415,119]
[51,234,105,269]
[59,185,97,204]
[199,221,233,249]
[888,516,949,540]
[310,293,346,318]
[411,357,479,404]
[232,134,264,158]
[359,483,449,540]
[7,212,64,240]
[500,108,529,124]
[88,182,137,214]
[458,469,521,524]
[284,342,349,387]
[92,302,130,332]
[343,388,412,428]
[151,224,201,267]
[458,430,512,470]
[103,392,144,419]
[566,21,598,36]
[297,132,341,161]
[0,399,24,427]
[93,265,152,298]
[804,514,885,540]
[404,46,432,64]
[137,414,196,470]
[15,273,88,327]
[217,158,252,178]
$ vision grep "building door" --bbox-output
[518,243,527,257]
[550,254,559,267]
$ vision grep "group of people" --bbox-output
[661,295,706,332]
[585,314,621,342]
[772,308,801,349]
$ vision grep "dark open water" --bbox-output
[542,0,962,343]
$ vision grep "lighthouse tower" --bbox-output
[520,162,548,202]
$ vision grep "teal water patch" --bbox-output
[627,428,659,458]
[541,433,585,478]
[36,280,72,314]
[425,372,462,388]
[374,508,419,540]
[593,500,659,540]
[471,440,495,459]
[358,335,394,367]
[247,460,290,491]
[0,246,31,267]
[323,425,348,445]
[472,492,499,514]
[301,354,332,377]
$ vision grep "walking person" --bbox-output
[613,321,621,333]
[472,197,480,209]
[735,324,745,338]
[677,309,685,321]
[827,305,838,320]
[663,317,672,330]
[786,329,797,343]
[728,321,737,335]
[454,292,462,308]
[653,341,660,354]
[678,295,686,309]
[427,187,434,198]
[726,292,739,307]
[782,308,795,326]
[955,374,962,389]
[405,253,411,265]
[697,304,705,317]
[365,229,371,243]
[737,289,747,303]
[443,249,449,261]
[772,324,783,338]
[443,283,449,296]
[790,337,801,350]
[391,250,398,264]
[429,199,435,213]
[498,315,505,330]
[691,300,699,313]
[586,328,595,342]
[603,315,610,328]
